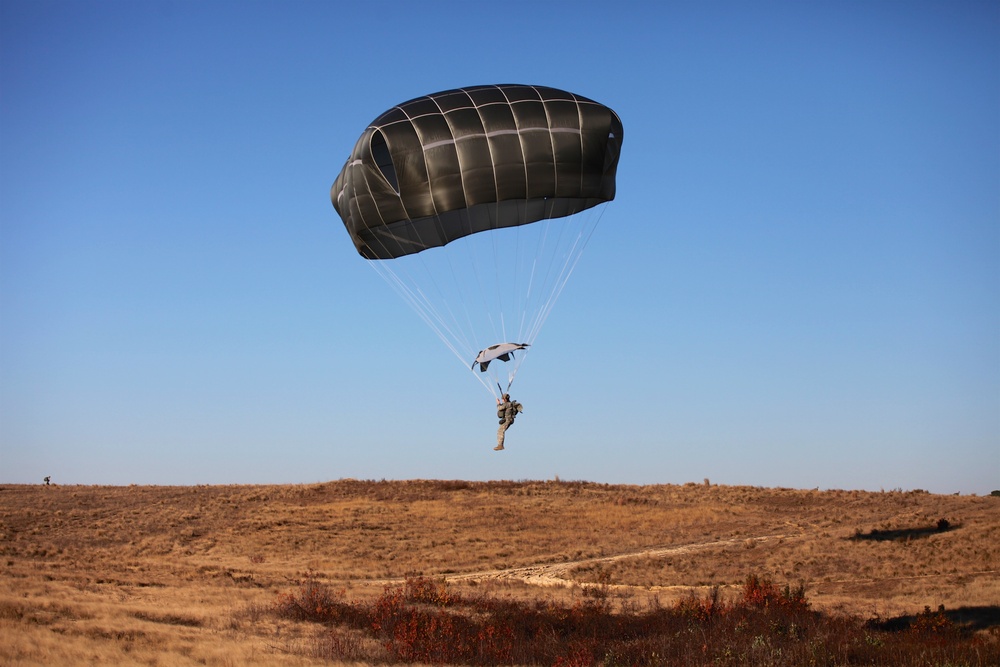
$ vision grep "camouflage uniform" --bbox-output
[494,397,522,451]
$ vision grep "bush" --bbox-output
[741,573,808,612]
[270,575,996,666]
[272,576,359,625]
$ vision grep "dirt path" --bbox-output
[429,531,1000,602]
[354,533,795,591]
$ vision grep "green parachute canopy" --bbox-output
[332,84,623,260]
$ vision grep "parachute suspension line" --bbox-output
[364,201,606,400]
[377,247,502,383]
[366,261,469,368]
[499,206,520,391]
[479,203,505,351]
[523,232,578,345]
[439,205,504,383]
[497,200,542,392]
[364,209,524,400]
[530,201,579,342]
[528,227,592,343]
[347,176,470,369]
[489,200,507,345]
[426,94,495,375]
[505,207,544,389]
[516,214,554,344]
[437,209,484,362]
[370,258,496,400]
[459,208,520,399]
[360,204,481,374]
[489,207,536,394]
[523,203,607,347]
[410,203,484,364]
[478,202,608,396]
[355,173,493,384]
[510,203,527,342]
[415,247,482,359]
[353,153,606,402]
[490,200,516,391]
[470,359,501,396]
[376,135,489,370]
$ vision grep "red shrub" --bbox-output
[741,573,808,612]
[271,574,995,666]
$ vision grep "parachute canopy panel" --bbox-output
[331,84,624,260]
[473,343,529,372]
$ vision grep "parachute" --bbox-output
[331,84,623,396]
[473,343,529,373]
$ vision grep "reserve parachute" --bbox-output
[331,84,623,396]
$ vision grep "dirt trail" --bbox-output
[422,533,794,590]
[434,532,999,596]
[351,528,999,610]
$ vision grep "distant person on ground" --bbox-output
[494,394,523,451]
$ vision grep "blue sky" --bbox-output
[1,0,997,493]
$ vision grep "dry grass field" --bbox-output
[1,479,997,665]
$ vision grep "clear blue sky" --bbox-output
[1,0,997,493]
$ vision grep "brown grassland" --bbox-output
[0,479,997,665]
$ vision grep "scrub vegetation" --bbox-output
[1,480,997,665]
[269,572,994,666]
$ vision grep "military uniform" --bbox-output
[494,397,523,451]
